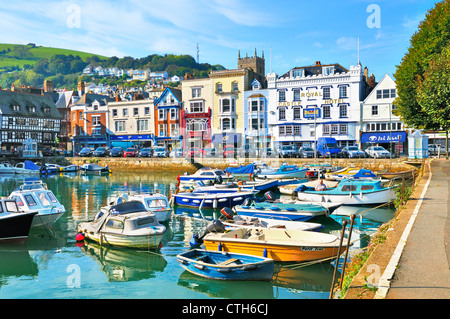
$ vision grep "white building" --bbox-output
[361,73,406,155]
[267,61,370,149]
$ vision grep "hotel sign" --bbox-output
[303,108,321,119]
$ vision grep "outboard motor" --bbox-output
[215,175,223,184]
[220,207,235,220]
[264,191,276,202]
[242,198,253,207]
[189,219,226,248]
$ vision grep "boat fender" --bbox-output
[220,207,235,219]
[286,207,296,212]
[75,233,85,241]
[189,234,203,249]
[263,248,267,258]
[255,206,263,210]
[270,206,280,211]
[218,242,222,251]
[217,268,231,273]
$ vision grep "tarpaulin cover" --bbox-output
[353,169,377,178]
[225,163,255,174]
[24,160,40,170]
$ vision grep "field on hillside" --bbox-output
[0,43,107,71]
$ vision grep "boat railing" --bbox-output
[19,180,47,191]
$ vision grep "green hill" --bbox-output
[0,43,107,71]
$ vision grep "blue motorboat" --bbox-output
[172,191,256,208]
[188,179,278,194]
[255,164,308,179]
[233,201,329,221]
[176,249,274,281]
[296,178,397,205]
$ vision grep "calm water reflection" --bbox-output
[0,172,396,299]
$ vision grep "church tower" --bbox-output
[238,48,265,81]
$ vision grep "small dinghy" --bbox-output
[176,249,274,281]
[80,163,111,174]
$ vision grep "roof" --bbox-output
[72,92,114,106]
[280,63,349,78]
[154,87,182,106]
[0,89,61,119]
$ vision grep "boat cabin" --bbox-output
[9,181,64,212]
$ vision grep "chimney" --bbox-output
[115,91,121,102]
[44,79,54,93]
[369,74,375,88]
[315,61,321,66]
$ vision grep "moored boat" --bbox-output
[77,201,166,249]
[80,163,111,174]
[127,193,172,222]
[8,180,66,228]
[172,191,256,209]
[233,201,329,221]
[14,161,40,174]
[178,167,232,185]
[61,164,80,172]
[222,214,323,232]
[191,179,278,194]
[255,164,308,179]
[202,227,349,263]
[296,179,397,205]
[0,198,37,244]
[176,249,274,281]
[0,162,16,174]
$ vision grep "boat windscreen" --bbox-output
[109,201,146,215]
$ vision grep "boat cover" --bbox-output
[109,201,147,215]
[225,164,255,175]
[24,160,40,170]
[353,169,377,178]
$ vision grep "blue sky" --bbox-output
[0,0,440,81]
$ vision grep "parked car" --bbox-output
[278,145,298,158]
[41,147,55,156]
[0,149,13,157]
[138,148,153,157]
[169,148,183,158]
[223,145,236,158]
[298,147,316,158]
[365,146,390,158]
[124,147,138,157]
[203,148,216,157]
[186,147,204,158]
[153,147,168,158]
[341,146,366,158]
[109,147,124,157]
[79,147,94,157]
[93,147,109,157]
[428,144,447,156]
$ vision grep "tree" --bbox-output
[393,0,450,130]
[416,44,450,156]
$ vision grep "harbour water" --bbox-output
[0,172,396,299]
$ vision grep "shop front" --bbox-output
[360,131,407,155]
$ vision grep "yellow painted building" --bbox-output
[209,69,252,149]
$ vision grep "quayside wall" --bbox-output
[67,157,420,174]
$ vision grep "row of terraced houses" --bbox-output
[0,50,408,156]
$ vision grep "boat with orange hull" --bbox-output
[202,228,348,263]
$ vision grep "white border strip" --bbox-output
[374,161,433,299]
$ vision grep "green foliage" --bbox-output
[394,0,450,130]
[416,45,450,131]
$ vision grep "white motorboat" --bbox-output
[8,180,66,228]
[255,164,308,179]
[0,162,16,174]
[127,193,172,222]
[177,167,232,185]
[77,200,167,249]
[222,215,323,232]
[14,161,40,174]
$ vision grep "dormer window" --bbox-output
[293,69,304,77]
[12,104,20,111]
[322,66,335,76]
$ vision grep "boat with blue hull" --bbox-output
[176,249,274,281]
[189,179,278,194]
[172,191,256,209]
[233,201,329,221]
[255,164,308,179]
[296,179,397,205]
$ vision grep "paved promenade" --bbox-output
[385,159,450,298]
